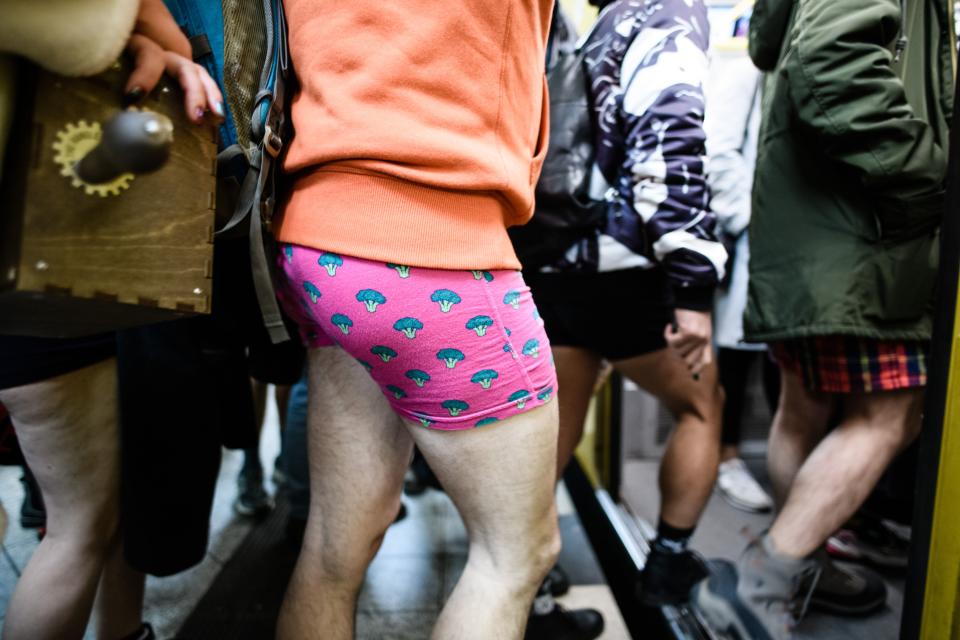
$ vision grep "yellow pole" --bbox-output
[920,276,960,639]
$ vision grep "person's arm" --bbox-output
[619,3,725,374]
[704,55,760,238]
[784,0,947,238]
[620,13,727,313]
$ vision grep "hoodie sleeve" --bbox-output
[619,4,727,310]
[784,0,947,239]
[704,55,761,238]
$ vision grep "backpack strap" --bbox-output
[215,0,290,344]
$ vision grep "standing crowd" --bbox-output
[0,0,951,639]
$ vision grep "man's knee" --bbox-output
[663,380,723,427]
[301,497,400,586]
[46,503,119,560]
[476,508,560,591]
[533,518,562,577]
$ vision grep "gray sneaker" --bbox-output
[694,536,820,640]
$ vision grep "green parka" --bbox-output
[743,0,954,342]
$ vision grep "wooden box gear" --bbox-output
[0,60,218,337]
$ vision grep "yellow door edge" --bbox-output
[921,273,960,639]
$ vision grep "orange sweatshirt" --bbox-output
[278,2,553,271]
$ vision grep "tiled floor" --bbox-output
[0,396,630,639]
[354,484,629,639]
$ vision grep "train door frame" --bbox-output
[900,58,960,640]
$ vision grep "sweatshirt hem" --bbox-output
[277,169,523,271]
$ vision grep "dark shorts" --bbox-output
[770,336,929,394]
[524,267,674,361]
[0,334,116,390]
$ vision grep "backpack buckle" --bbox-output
[263,124,283,158]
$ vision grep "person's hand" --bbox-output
[123,0,224,124]
[664,309,713,378]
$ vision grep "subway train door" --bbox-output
[560,2,960,640]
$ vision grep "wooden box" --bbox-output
[0,61,217,337]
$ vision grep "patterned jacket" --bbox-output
[545,0,726,310]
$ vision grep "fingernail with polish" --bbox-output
[213,101,224,117]
[195,107,206,120]
[123,87,145,106]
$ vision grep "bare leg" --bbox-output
[769,388,923,558]
[766,369,835,507]
[92,540,145,640]
[410,401,561,640]
[276,348,413,640]
[0,358,120,640]
[614,349,723,528]
[553,347,604,479]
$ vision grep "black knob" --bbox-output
[74,110,174,184]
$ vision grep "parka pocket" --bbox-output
[874,190,945,244]
[865,231,939,323]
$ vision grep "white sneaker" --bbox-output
[717,458,773,513]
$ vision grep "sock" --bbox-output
[652,519,695,554]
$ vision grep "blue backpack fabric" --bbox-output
[163,0,238,148]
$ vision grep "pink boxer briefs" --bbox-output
[277,244,557,430]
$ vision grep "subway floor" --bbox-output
[0,400,629,639]
[623,458,904,640]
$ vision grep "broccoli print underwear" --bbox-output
[277,243,558,430]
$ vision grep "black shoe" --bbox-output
[638,546,709,606]
[525,602,604,640]
[234,468,272,518]
[403,471,429,496]
[807,552,887,616]
[544,564,571,597]
[20,466,45,529]
[827,516,909,571]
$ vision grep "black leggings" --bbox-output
[717,347,780,447]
